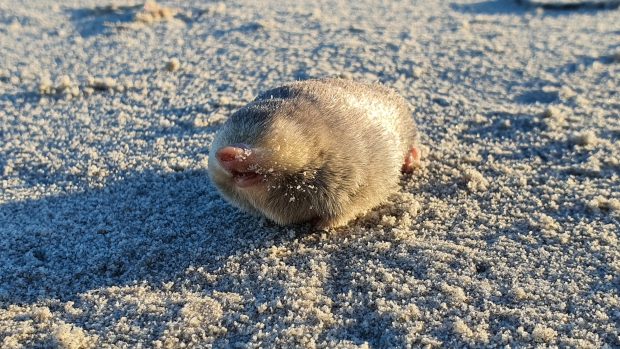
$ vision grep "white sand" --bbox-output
[1,0,619,347]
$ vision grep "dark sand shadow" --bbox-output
[313,240,430,347]
[554,53,620,74]
[67,5,141,38]
[212,22,274,39]
[463,111,546,143]
[66,3,193,38]
[513,90,559,104]
[0,91,42,104]
[463,110,619,176]
[450,0,526,15]
[0,169,276,305]
[451,0,619,15]
[517,0,620,10]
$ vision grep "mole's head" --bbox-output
[208,103,340,225]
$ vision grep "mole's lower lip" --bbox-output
[233,171,263,188]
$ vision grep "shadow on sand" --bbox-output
[0,169,280,305]
[451,0,620,15]
[66,5,141,37]
[450,0,528,15]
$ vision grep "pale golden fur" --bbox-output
[208,78,420,229]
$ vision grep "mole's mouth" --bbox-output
[231,170,264,188]
[215,145,268,188]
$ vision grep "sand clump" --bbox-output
[165,58,181,72]
[541,105,567,128]
[39,76,80,98]
[532,324,558,344]
[84,1,181,32]
[0,306,98,349]
[53,324,98,349]
[155,295,226,348]
[441,283,468,304]
[512,287,528,301]
[38,75,126,98]
[452,318,490,345]
[461,168,489,192]
[135,1,177,24]
[453,318,474,339]
[587,196,620,213]
[570,130,599,147]
[88,76,119,91]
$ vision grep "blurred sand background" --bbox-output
[1,0,619,347]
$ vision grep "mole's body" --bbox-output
[208,78,421,229]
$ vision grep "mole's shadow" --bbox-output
[0,169,275,305]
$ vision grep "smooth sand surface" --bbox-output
[1,0,619,347]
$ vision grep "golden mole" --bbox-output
[208,78,421,229]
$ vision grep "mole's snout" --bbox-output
[215,144,264,187]
[216,144,251,167]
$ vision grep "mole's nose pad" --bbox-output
[215,144,254,172]
[216,145,244,162]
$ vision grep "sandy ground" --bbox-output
[1,0,619,347]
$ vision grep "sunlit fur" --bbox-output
[208,78,419,228]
